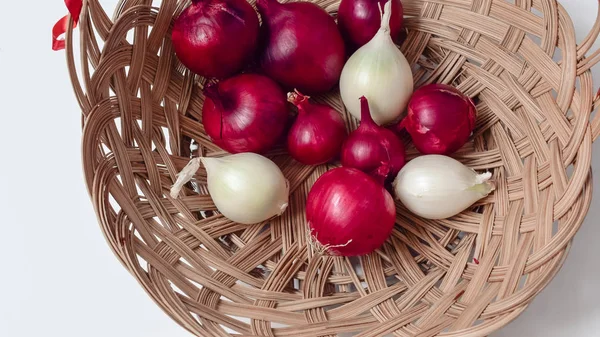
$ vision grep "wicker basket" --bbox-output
[61,0,600,336]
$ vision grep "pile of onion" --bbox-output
[401,83,477,155]
[307,166,396,256]
[163,0,492,258]
[256,0,346,94]
[202,74,288,154]
[171,0,259,78]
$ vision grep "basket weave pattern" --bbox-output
[65,0,600,336]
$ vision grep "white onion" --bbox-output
[339,0,413,125]
[170,153,289,224]
[393,155,494,219]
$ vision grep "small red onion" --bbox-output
[172,0,259,78]
[202,74,288,154]
[401,83,477,155]
[341,96,406,179]
[337,0,404,51]
[256,0,346,94]
[287,91,347,165]
[307,166,396,256]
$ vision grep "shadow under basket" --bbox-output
[62,0,600,336]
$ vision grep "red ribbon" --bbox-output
[52,0,83,51]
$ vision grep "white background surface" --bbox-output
[0,1,598,336]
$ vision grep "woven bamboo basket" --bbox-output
[60,0,600,335]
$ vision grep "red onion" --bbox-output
[256,0,346,94]
[337,0,404,51]
[172,0,259,78]
[341,96,406,179]
[307,167,396,256]
[202,74,288,154]
[287,91,347,165]
[401,83,477,155]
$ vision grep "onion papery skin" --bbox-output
[256,0,346,94]
[202,74,288,154]
[402,83,477,155]
[172,0,260,79]
[287,91,347,165]
[337,0,404,52]
[341,96,406,179]
[306,167,396,256]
